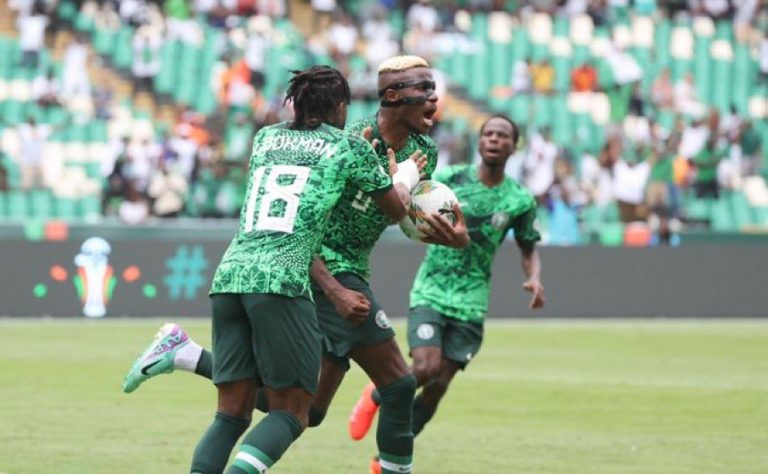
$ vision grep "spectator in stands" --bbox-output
[362,8,400,67]
[245,16,271,90]
[0,152,9,192]
[348,64,378,100]
[738,121,761,175]
[131,26,163,100]
[581,141,618,208]
[571,61,597,92]
[508,58,531,96]
[17,2,48,70]
[523,127,558,203]
[587,0,609,26]
[692,135,725,199]
[759,34,768,82]
[561,0,589,17]
[646,132,680,220]
[224,113,254,162]
[628,83,646,116]
[328,13,359,60]
[62,36,91,98]
[18,116,54,190]
[650,68,675,110]
[165,0,200,44]
[125,137,160,193]
[733,0,758,42]
[148,158,189,217]
[118,180,150,225]
[311,0,336,32]
[102,137,130,215]
[530,60,555,94]
[674,73,705,118]
[407,0,440,33]
[32,68,61,108]
[168,124,199,182]
[613,143,652,222]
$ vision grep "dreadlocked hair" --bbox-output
[285,66,351,130]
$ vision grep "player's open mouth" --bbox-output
[421,109,436,127]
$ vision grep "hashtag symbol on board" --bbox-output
[163,245,209,300]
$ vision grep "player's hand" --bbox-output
[420,203,470,248]
[329,287,370,325]
[523,280,545,309]
[388,149,426,177]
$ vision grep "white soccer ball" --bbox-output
[399,180,459,241]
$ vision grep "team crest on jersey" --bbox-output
[491,212,510,230]
[417,323,435,340]
[375,310,390,329]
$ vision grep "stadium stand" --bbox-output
[0,0,767,246]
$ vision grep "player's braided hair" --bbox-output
[285,66,351,130]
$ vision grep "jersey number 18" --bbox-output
[244,165,310,234]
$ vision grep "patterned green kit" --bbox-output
[210,122,392,298]
[410,164,540,322]
[319,116,439,280]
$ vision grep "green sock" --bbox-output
[226,410,302,474]
[190,411,250,474]
[376,375,416,474]
[371,388,382,406]
[411,394,436,436]
[195,350,213,379]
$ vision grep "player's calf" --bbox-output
[376,374,417,474]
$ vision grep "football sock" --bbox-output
[226,410,303,474]
[190,411,250,474]
[376,375,416,474]
[175,340,204,373]
[411,394,436,436]
[193,349,213,378]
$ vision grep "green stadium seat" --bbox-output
[55,197,78,220]
[598,222,624,246]
[30,189,54,219]
[7,190,28,220]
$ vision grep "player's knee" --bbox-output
[413,359,440,384]
[307,407,326,427]
[378,374,417,412]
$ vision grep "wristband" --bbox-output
[392,159,420,190]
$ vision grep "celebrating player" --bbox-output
[184,65,419,474]
[348,114,546,473]
[122,56,467,474]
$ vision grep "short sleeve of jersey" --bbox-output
[510,206,541,247]
[346,135,393,195]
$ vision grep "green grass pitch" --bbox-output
[1,319,767,473]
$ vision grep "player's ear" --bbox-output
[336,101,348,128]
[384,88,400,103]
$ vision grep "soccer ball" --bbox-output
[399,180,459,241]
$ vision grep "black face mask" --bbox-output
[378,80,436,107]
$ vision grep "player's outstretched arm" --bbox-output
[518,244,545,309]
[310,258,370,324]
[420,203,470,249]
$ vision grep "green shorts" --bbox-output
[314,273,396,371]
[210,293,322,394]
[407,305,484,368]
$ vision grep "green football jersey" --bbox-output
[210,122,392,298]
[319,115,438,280]
[410,164,540,322]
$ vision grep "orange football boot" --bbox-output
[348,382,379,440]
